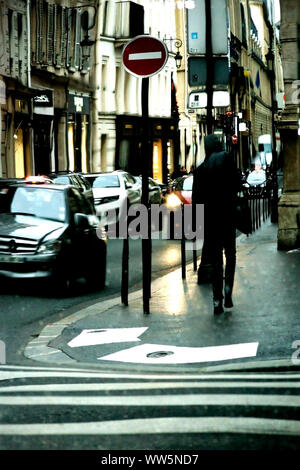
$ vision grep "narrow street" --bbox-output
[0,0,299,454]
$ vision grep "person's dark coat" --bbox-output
[192,135,241,228]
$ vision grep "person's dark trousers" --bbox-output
[209,224,236,302]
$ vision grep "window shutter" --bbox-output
[66,8,72,68]
[72,9,81,70]
[9,9,19,78]
[36,0,44,63]
[60,7,67,68]
[46,3,54,64]
[52,4,57,66]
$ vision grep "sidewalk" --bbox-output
[25,220,300,369]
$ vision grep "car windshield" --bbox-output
[247,170,266,185]
[182,177,193,190]
[52,176,70,185]
[2,187,66,222]
[88,175,120,188]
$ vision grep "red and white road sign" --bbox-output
[122,35,168,78]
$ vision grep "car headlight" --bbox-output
[37,240,62,254]
[166,193,182,209]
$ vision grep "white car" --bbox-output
[246,169,266,187]
[83,171,141,225]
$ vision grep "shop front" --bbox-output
[115,115,179,184]
[67,92,91,173]
[32,89,54,175]
[9,92,33,178]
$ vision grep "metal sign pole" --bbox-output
[142,77,151,314]
[122,35,168,314]
[121,225,129,306]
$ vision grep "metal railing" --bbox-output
[242,184,272,233]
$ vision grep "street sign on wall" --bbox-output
[122,35,168,78]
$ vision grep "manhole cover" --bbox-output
[146,351,174,359]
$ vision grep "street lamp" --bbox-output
[163,38,183,68]
[71,5,96,60]
[80,34,95,59]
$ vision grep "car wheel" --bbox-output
[85,265,106,291]
[52,269,74,297]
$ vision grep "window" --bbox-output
[52,176,70,185]
[68,188,91,216]
[240,4,247,46]
[10,187,66,222]
[91,175,120,189]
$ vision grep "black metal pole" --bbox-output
[121,235,129,306]
[181,203,186,279]
[205,0,213,135]
[142,77,151,314]
[197,0,213,283]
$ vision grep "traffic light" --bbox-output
[224,112,234,135]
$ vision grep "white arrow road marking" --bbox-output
[98,342,259,364]
[68,327,148,348]
[129,52,162,60]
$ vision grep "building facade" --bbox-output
[181,0,283,173]
[0,0,96,179]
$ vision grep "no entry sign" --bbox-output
[122,35,168,78]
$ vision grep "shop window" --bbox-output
[14,129,25,178]
[167,139,174,177]
[119,139,131,171]
[68,121,75,172]
[101,135,107,172]
[153,139,163,183]
[81,116,88,173]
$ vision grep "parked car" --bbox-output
[0,183,106,291]
[0,178,26,192]
[47,172,94,207]
[135,176,163,204]
[82,171,142,226]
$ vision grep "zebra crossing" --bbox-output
[0,364,300,450]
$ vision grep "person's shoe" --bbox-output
[213,300,224,315]
[224,285,233,308]
[224,295,233,308]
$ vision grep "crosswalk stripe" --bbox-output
[1,370,300,382]
[0,394,299,407]
[0,417,299,436]
[1,381,300,393]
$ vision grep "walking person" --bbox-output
[192,134,242,314]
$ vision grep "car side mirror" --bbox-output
[74,213,89,228]
[125,183,133,189]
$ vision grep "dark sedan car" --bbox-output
[0,183,106,292]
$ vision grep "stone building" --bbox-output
[277,0,300,249]
[0,0,96,178]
